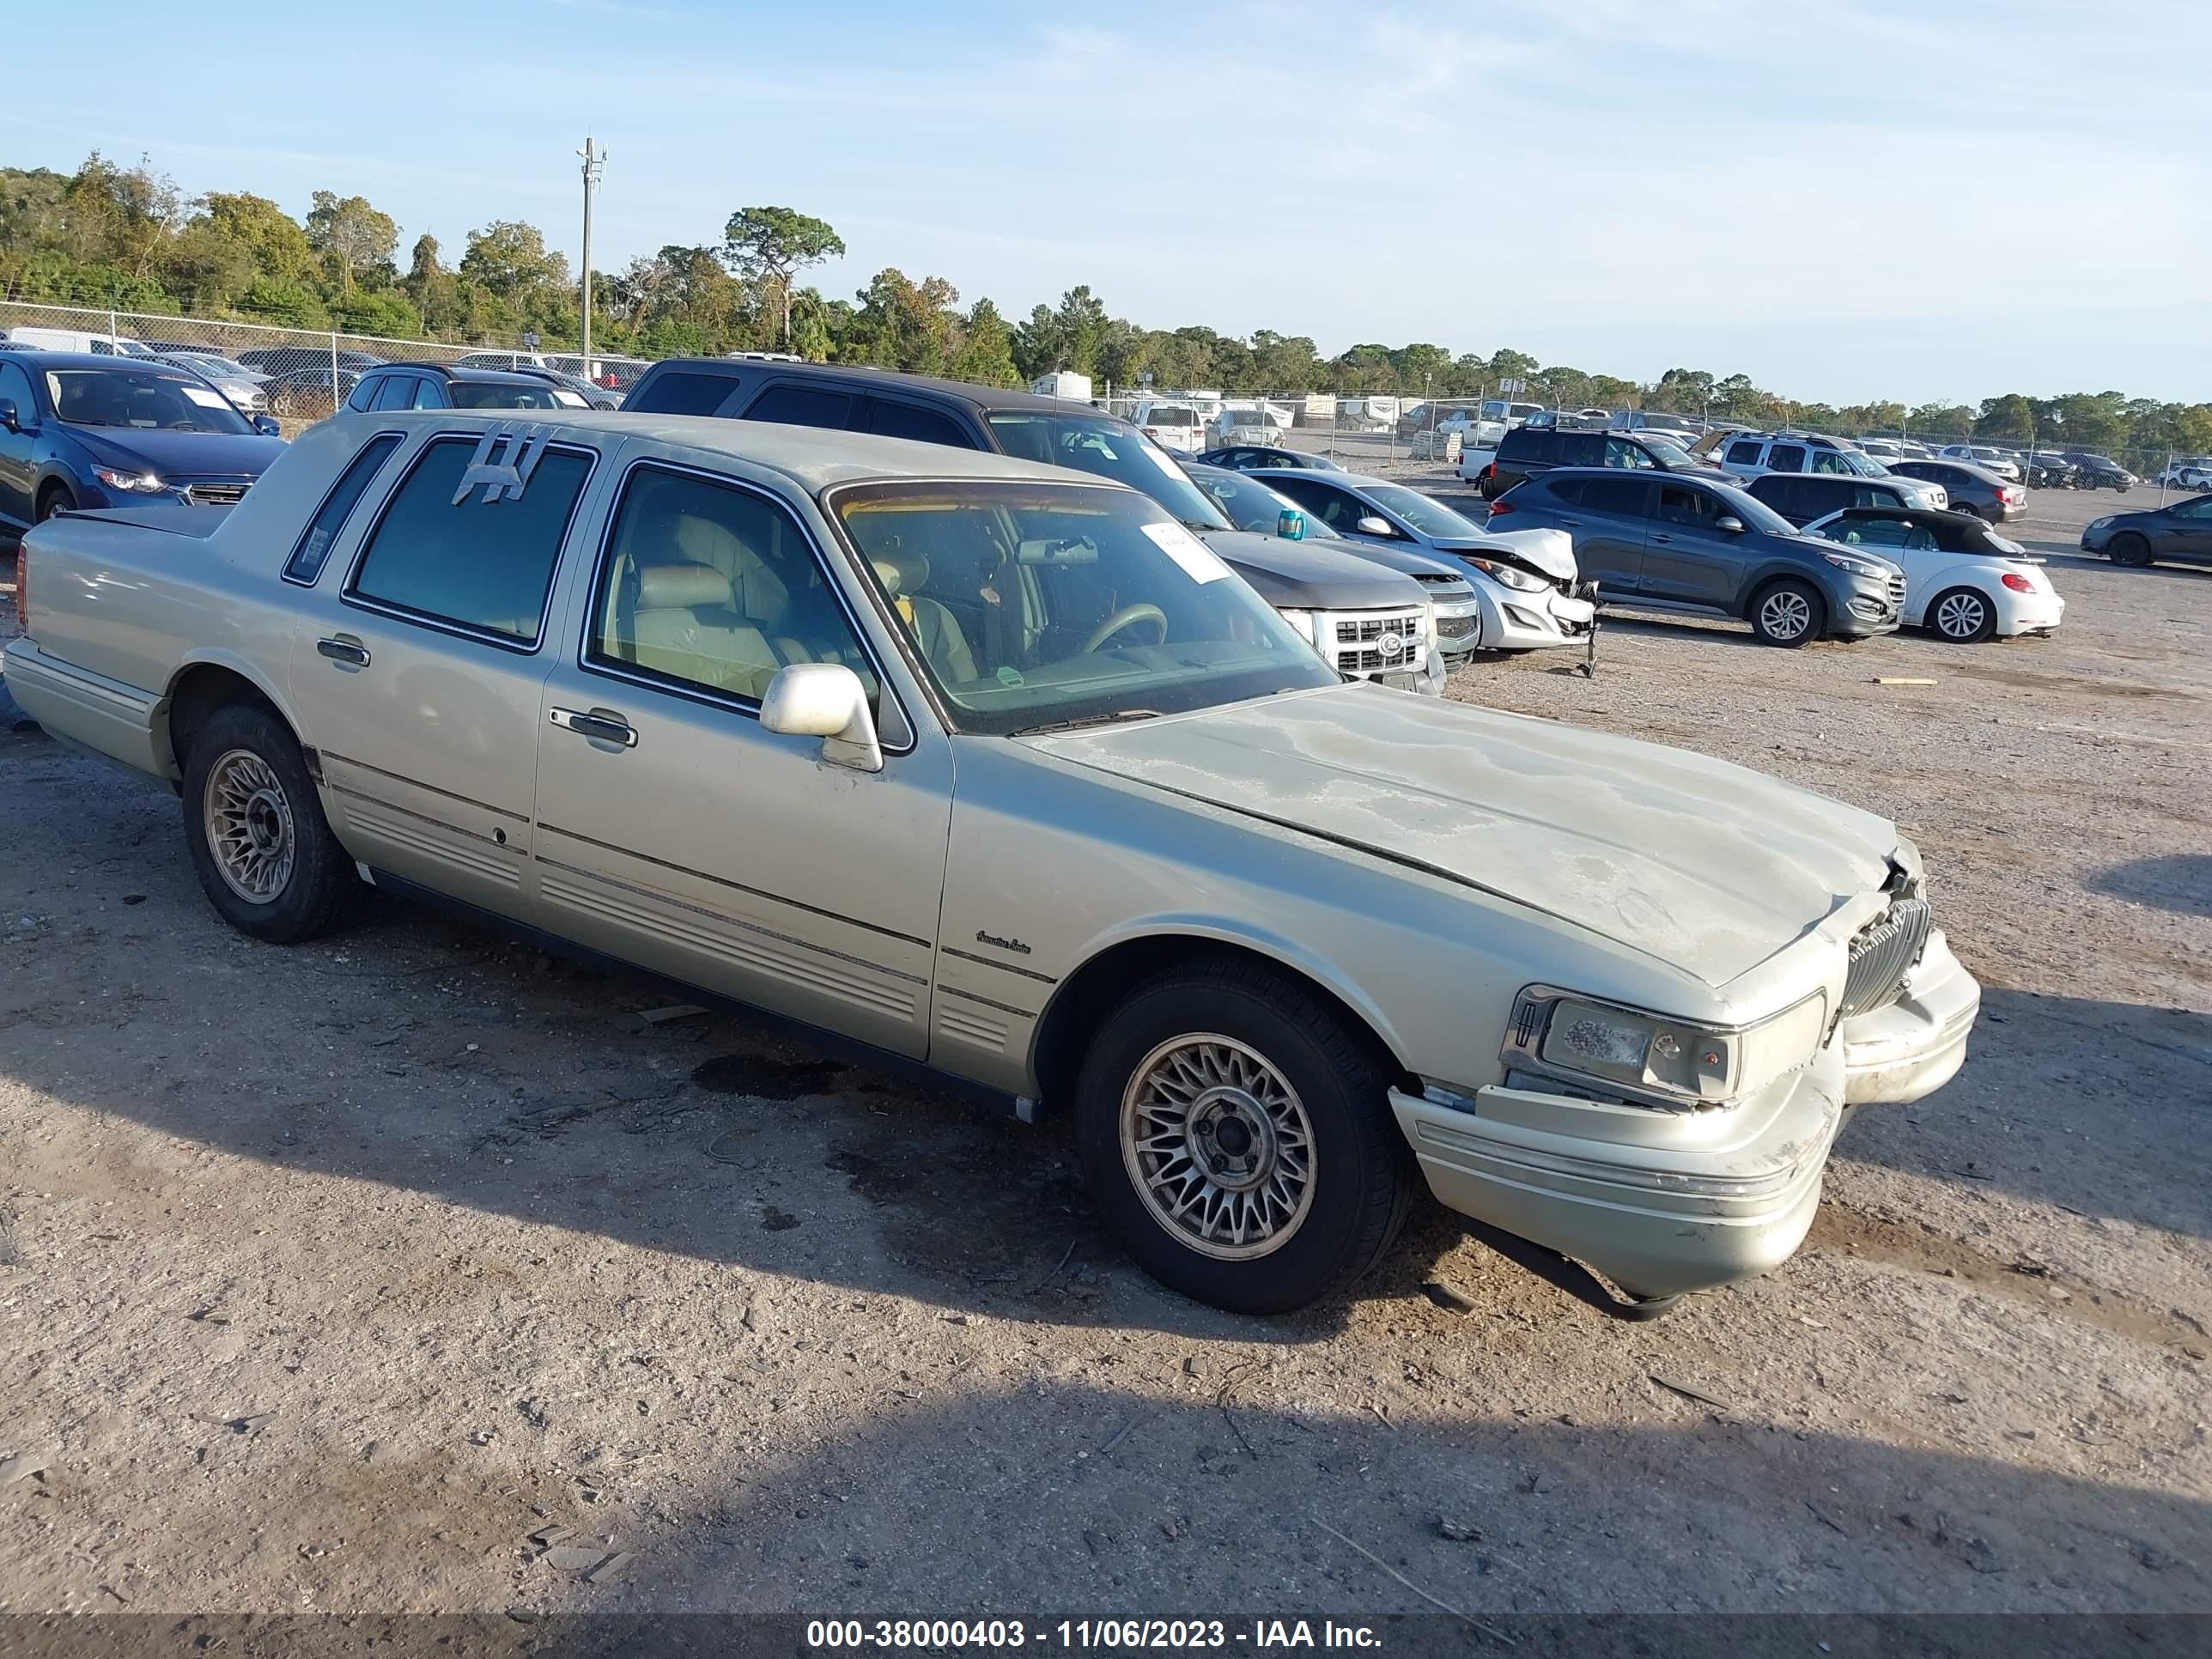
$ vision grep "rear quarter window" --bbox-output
[1499,429,1556,465]
[629,369,741,416]
[744,383,855,429]
[284,434,404,585]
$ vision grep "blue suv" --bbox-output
[0,353,283,533]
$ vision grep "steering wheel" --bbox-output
[1081,603,1168,654]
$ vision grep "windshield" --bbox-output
[46,368,253,434]
[1361,483,1482,539]
[987,412,1231,532]
[164,354,251,379]
[1644,437,1698,467]
[448,382,562,410]
[1190,468,1339,538]
[833,479,1335,736]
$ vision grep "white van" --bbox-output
[1130,398,1206,453]
[1,326,156,357]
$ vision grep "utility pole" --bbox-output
[578,137,606,374]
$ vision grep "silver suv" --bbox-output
[1712,432,1948,510]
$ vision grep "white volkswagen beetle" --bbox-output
[1802,505,2063,642]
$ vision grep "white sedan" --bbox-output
[1803,506,2063,642]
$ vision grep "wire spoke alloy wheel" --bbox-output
[1121,1033,1317,1261]
[1759,590,1813,641]
[203,749,297,906]
[1936,592,1988,639]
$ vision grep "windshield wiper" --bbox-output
[1008,708,1164,738]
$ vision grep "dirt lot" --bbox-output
[0,484,2207,1632]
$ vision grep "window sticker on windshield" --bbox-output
[179,385,227,410]
[1141,520,1231,584]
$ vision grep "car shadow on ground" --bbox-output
[2088,856,2212,920]
[1836,986,2212,1244]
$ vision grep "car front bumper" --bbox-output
[1838,929,1980,1105]
[1473,580,1596,652]
[1389,934,1979,1300]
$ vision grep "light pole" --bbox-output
[578,137,606,373]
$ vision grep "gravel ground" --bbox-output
[0,485,2207,1630]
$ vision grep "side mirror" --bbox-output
[759,662,883,774]
[1716,515,1746,533]
[252,414,281,436]
[1277,508,1305,541]
[1355,514,1395,538]
[0,399,18,434]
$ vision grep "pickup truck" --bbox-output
[6,411,1982,1317]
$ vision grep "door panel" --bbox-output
[1561,477,1652,593]
[1638,483,1741,607]
[0,361,40,527]
[284,433,602,918]
[530,459,951,1057]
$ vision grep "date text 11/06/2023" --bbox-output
[806,1619,1384,1650]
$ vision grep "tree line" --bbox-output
[3,151,2205,456]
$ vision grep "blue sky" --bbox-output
[13,1,2210,404]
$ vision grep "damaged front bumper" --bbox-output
[1389,937,1979,1302]
[1839,928,1979,1106]
[1389,1045,1846,1303]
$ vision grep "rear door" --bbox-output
[1639,480,1743,606]
[1765,443,1808,474]
[286,428,606,922]
[1554,475,1654,594]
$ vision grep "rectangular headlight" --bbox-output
[1510,988,1826,1109]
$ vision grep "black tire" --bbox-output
[2109,532,2154,568]
[35,483,76,522]
[1747,578,1827,647]
[1949,501,1986,524]
[1928,585,1996,643]
[1074,958,1414,1316]
[179,702,362,943]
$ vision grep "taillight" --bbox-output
[12,544,24,634]
[2002,572,2033,592]
[1481,462,1497,478]
[1142,427,1161,438]
[1487,495,1514,514]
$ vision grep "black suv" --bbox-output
[1488,469,1905,646]
[623,357,1247,528]
[1744,471,1933,527]
[343,362,581,414]
[1473,424,1731,499]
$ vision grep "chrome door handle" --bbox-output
[549,706,637,748]
[316,636,370,667]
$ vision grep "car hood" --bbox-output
[1028,685,1898,987]
[1423,528,1578,582]
[66,426,285,480]
[1200,530,1424,611]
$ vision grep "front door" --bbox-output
[530,459,951,1058]
[2155,495,2212,564]
[286,428,604,921]
[1639,481,1744,607]
[0,360,40,530]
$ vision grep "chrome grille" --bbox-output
[1334,611,1421,645]
[182,482,250,506]
[1886,573,1907,605]
[1332,609,1423,673]
[1840,897,1930,1018]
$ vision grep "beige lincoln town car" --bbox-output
[3,411,1981,1316]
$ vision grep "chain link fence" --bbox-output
[0,300,653,430]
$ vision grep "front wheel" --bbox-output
[36,483,76,522]
[181,702,363,942]
[1929,586,1996,643]
[1749,579,1826,647]
[2108,532,2153,568]
[1075,959,1413,1315]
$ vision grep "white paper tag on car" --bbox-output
[1141,521,1231,584]
[179,386,228,409]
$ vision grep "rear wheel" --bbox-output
[2109,532,2154,568]
[180,702,363,942]
[1748,579,1826,647]
[1075,958,1413,1315]
[1929,586,1996,643]
[1948,501,1985,524]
